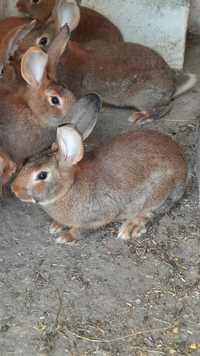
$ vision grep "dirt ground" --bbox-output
[0,38,200,356]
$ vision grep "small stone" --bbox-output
[135,298,141,305]
[189,343,200,352]
[172,327,179,334]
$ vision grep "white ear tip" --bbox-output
[57,125,83,162]
[57,0,80,31]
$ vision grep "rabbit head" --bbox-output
[12,93,101,204]
[29,1,81,53]
[20,24,76,128]
[1,1,78,75]
[0,19,58,80]
[16,0,81,29]
[0,20,37,81]
[16,0,56,21]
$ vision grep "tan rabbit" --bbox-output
[43,0,196,124]
[16,0,123,43]
[0,24,75,179]
[12,94,188,244]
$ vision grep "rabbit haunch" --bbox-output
[12,95,188,243]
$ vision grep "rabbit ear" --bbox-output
[55,0,81,31]
[68,94,101,140]
[0,20,37,77]
[47,23,70,81]
[57,125,84,167]
[21,46,48,88]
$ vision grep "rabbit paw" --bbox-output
[55,228,78,245]
[117,216,149,240]
[49,222,64,235]
[128,111,152,125]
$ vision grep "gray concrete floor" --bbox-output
[0,38,200,355]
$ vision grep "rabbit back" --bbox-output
[57,41,175,111]
[71,6,123,43]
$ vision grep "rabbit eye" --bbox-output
[36,171,48,180]
[36,35,50,48]
[50,96,60,106]
[39,37,49,47]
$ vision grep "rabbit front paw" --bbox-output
[117,215,150,240]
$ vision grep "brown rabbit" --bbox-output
[16,0,123,43]
[0,24,75,180]
[37,0,196,124]
[12,94,188,244]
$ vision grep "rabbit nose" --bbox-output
[86,93,102,112]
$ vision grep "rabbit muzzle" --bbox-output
[11,183,36,203]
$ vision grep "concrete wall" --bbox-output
[0,1,18,17]
[1,0,190,69]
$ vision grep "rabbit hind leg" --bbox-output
[117,173,186,241]
[128,102,173,125]
[56,227,79,245]
[49,221,65,235]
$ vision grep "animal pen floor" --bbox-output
[0,37,200,356]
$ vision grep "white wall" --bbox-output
[1,0,190,69]
[0,1,18,17]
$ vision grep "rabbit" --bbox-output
[35,0,196,124]
[0,23,75,185]
[12,94,189,244]
[16,0,123,43]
